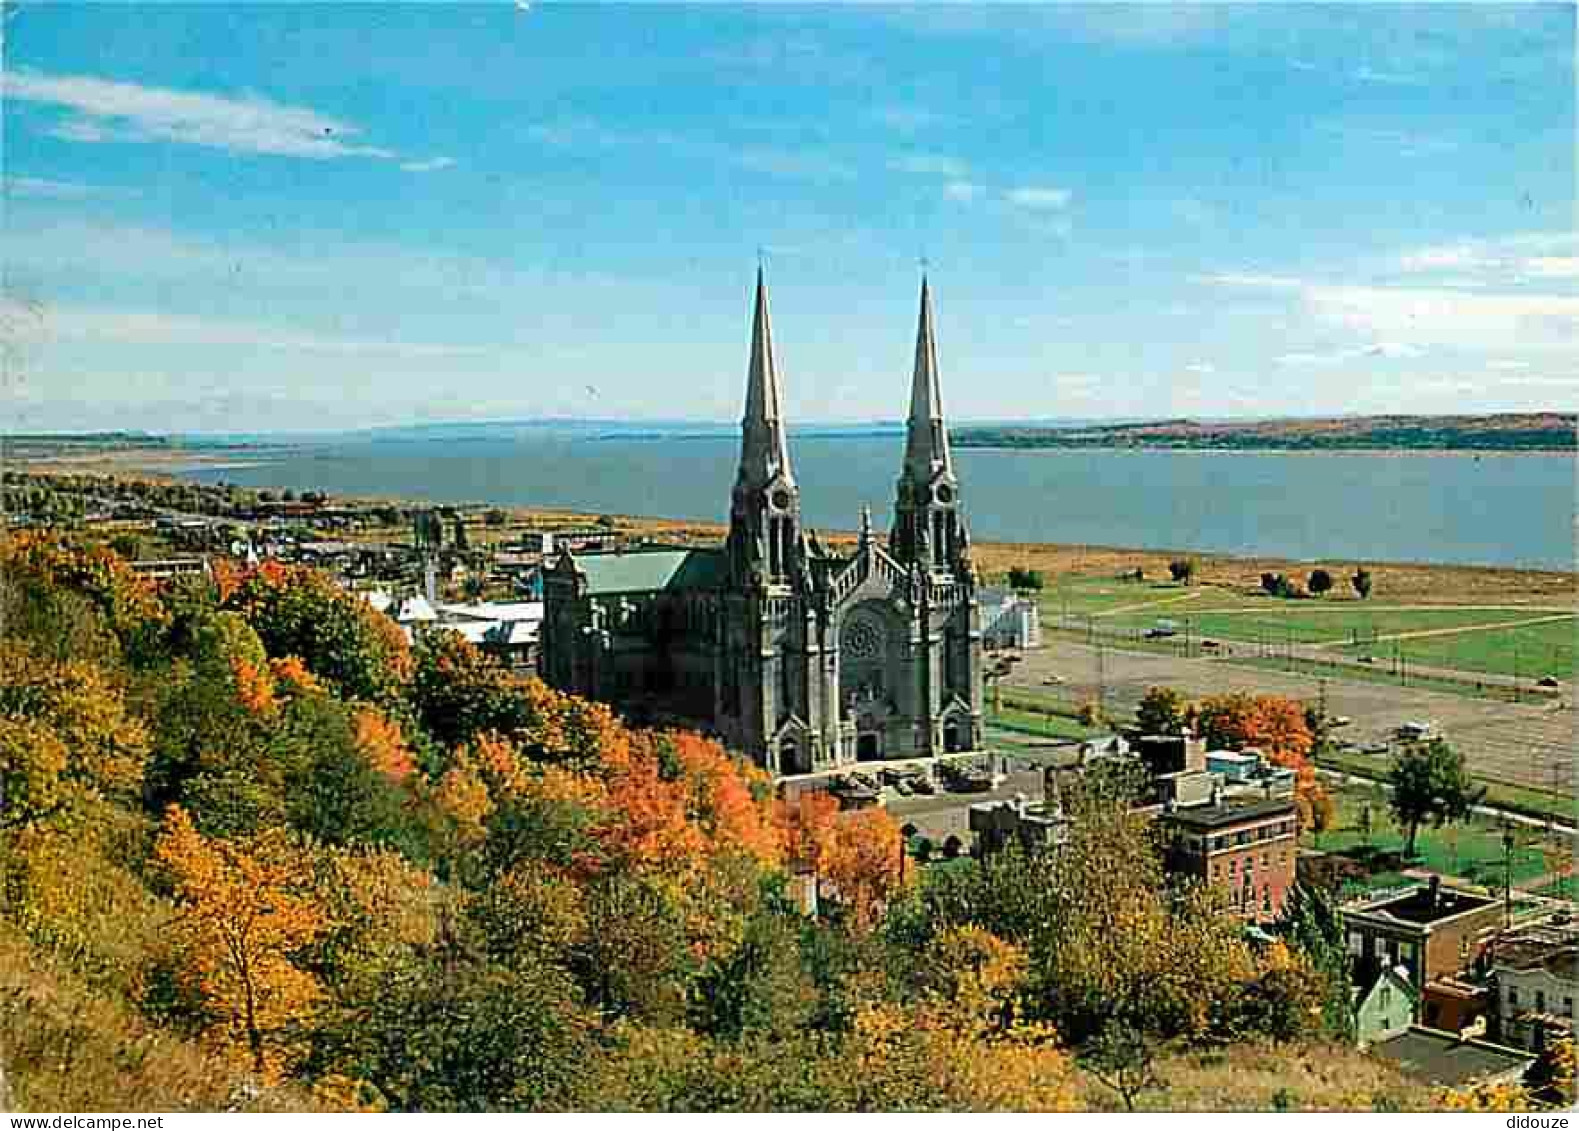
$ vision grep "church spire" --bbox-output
[737,265,794,491]
[727,266,802,588]
[889,274,965,571]
[903,275,952,480]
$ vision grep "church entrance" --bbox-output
[944,722,964,753]
[857,733,881,761]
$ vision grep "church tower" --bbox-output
[890,276,966,571]
[725,266,803,588]
[718,268,822,774]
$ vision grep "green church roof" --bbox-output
[574,548,726,595]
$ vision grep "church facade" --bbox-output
[541,271,983,776]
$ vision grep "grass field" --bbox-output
[1309,783,1558,889]
[1034,573,1575,683]
[1339,616,1576,681]
[1316,747,1575,826]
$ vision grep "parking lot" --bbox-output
[1001,638,1576,797]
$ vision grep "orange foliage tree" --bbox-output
[154,805,329,1077]
[1195,692,1329,826]
[779,795,913,932]
[0,640,151,822]
[221,561,412,704]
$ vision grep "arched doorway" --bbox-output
[944,721,963,753]
[857,733,881,761]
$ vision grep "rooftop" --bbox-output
[1354,884,1499,926]
[1162,796,1297,830]
[1372,1028,1532,1088]
[1492,941,1579,980]
[572,548,726,595]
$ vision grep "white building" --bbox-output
[978,587,1041,650]
[1491,940,1578,1052]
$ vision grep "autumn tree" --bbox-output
[154,805,329,1077]
[222,561,412,704]
[0,640,151,824]
[1195,692,1330,828]
[785,800,913,933]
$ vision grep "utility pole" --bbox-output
[1502,818,1516,931]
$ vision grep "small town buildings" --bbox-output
[1158,793,1300,922]
[969,791,1069,856]
[1489,939,1578,1052]
[1422,977,1493,1036]
[1354,964,1419,1047]
[1342,878,1503,995]
[1371,1027,1534,1089]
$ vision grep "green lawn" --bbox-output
[1100,605,1561,648]
[1316,747,1575,825]
[1339,616,1576,682]
[986,702,1104,742]
[1308,784,1556,888]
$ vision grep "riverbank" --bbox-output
[13,453,1574,607]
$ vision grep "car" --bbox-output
[1042,674,1065,685]
[1145,626,1177,639]
[892,779,914,797]
[1358,655,1377,664]
[1330,715,1353,728]
[1361,741,1390,755]
[910,775,936,795]
[1200,639,1221,650]
[1538,675,1561,689]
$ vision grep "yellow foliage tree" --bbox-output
[154,806,328,1078]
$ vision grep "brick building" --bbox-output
[1159,794,1299,922]
[1342,878,1503,996]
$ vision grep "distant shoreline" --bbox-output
[12,447,1576,582]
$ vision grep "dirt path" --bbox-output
[1307,612,1576,650]
[1092,590,1206,619]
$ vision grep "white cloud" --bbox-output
[9,300,486,358]
[3,175,107,199]
[942,180,983,203]
[1395,233,1579,283]
[888,152,968,178]
[1488,360,1532,371]
[1193,272,1304,290]
[1006,186,1072,210]
[1304,285,1579,349]
[1275,341,1424,367]
[5,69,394,160]
[399,156,455,174]
[1183,362,1215,374]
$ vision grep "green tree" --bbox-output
[1135,686,1188,736]
[1352,568,1374,600]
[1168,559,1195,585]
[1308,568,1333,596]
[1274,883,1354,1039]
[1388,738,1484,859]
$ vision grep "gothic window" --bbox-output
[844,619,882,660]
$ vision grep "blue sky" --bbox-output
[3,2,1574,432]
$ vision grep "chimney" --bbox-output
[1428,875,1442,908]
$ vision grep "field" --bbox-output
[1001,635,1576,815]
[1035,575,1576,682]
[1308,783,1562,892]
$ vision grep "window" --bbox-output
[1509,988,1519,1007]
[1536,991,1547,1013]
[1380,987,1392,1008]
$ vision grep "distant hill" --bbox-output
[954,413,1578,452]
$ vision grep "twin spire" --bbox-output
[903,275,954,481]
[737,266,795,491]
[735,269,952,489]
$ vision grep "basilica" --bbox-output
[541,271,983,776]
